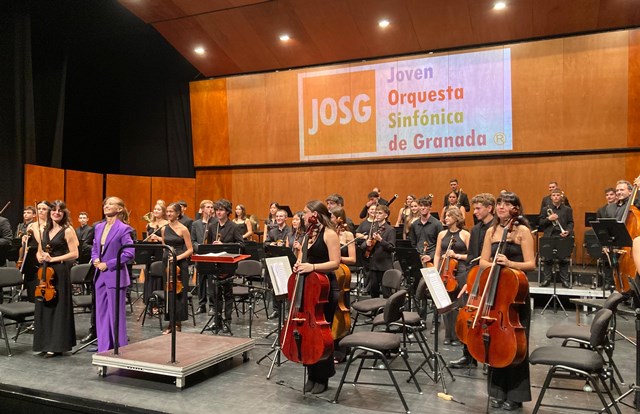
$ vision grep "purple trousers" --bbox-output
[95,276,128,352]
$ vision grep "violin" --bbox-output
[166,248,183,295]
[35,244,57,302]
[364,222,384,258]
[280,216,333,365]
[462,212,529,368]
[438,237,459,293]
[421,241,434,268]
[16,228,33,271]
[616,177,640,293]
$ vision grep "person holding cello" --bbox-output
[91,197,135,352]
[433,206,469,346]
[292,200,341,394]
[33,200,79,358]
[479,191,535,411]
[359,204,396,299]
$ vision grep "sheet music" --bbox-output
[421,267,452,310]
[265,256,292,296]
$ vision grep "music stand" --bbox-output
[278,205,294,218]
[395,247,423,311]
[263,245,296,319]
[540,237,573,316]
[584,212,597,228]
[197,243,243,335]
[591,218,633,295]
[583,229,606,292]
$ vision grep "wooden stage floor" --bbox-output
[0,289,638,413]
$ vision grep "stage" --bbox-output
[0,281,638,413]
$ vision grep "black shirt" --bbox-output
[539,204,574,237]
[408,215,443,259]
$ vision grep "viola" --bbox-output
[332,264,351,341]
[280,216,333,365]
[462,213,529,368]
[35,244,57,302]
[364,223,384,259]
[16,228,33,271]
[616,179,640,293]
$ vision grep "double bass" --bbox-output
[461,213,529,368]
[280,217,333,365]
[616,178,640,293]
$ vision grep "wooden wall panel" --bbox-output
[195,170,233,211]
[23,164,65,207]
[106,174,151,239]
[151,177,196,219]
[65,170,103,226]
[190,78,230,167]
[629,29,640,148]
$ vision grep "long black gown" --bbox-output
[33,229,76,353]
[163,225,189,323]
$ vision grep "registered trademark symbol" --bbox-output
[494,132,506,145]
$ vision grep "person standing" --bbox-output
[91,197,134,352]
[15,205,36,238]
[76,212,94,265]
[442,179,470,214]
[191,200,214,315]
[479,192,536,411]
[359,204,395,298]
[264,209,290,246]
[33,200,79,357]
[539,188,574,288]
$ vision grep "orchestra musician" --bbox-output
[355,203,377,295]
[177,200,193,231]
[293,200,341,394]
[264,202,280,235]
[606,179,640,220]
[372,187,389,206]
[191,200,214,315]
[596,187,617,219]
[161,202,193,334]
[23,202,51,302]
[15,205,35,238]
[143,202,168,306]
[359,204,395,298]
[539,188,574,288]
[75,212,94,264]
[264,209,290,246]
[433,207,469,346]
[33,200,79,358]
[0,214,11,266]
[325,194,356,233]
[480,192,535,411]
[205,199,244,331]
[285,211,306,252]
[449,192,495,369]
[91,197,134,352]
[358,190,384,219]
[540,181,571,210]
[441,191,466,226]
[409,195,443,268]
[233,204,254,240]
[442,178,471,214]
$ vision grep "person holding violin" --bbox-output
[15,205,35,239]
[450,192,495,369]
[285,211,306,253]
[359,204,396,298]
[161,202,193,334]
[355,203,377,294]
[409,195,443,268]
[264,209,290,246]
[326,194,356,233]
[479,191,535,411]
[292,200,341,394]
[433,207,469,346]
[91,197,135,352]
[395,194,416,227]
[33,200,79,358]
[143,202,169,307]
[20,203,48,303]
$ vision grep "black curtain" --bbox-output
[0,0,198,230]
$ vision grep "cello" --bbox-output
[463,212,529,368]
[280,216,333,365]
[332,219,351,341]
[615,178,640,293]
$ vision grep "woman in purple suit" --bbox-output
[91,197,134,352]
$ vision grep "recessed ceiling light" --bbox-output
[194,47,205,55]
[493,2,506,10]
[378,19,390,28]
[279,34,290,42]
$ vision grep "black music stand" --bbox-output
[591,218,633,295]
[279,205,294,219]
[197,243,243,335]
[540,236,573,316]
[395,247,423,311]
[583,229,607,292]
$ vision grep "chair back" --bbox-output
[383,289,407,324]
[149,261,164,278]
[70,263,93,284]
[589,308,613,348]
[0,267,23,288]
[602,292,625,312]
[236,259,263,278]
[393,260,402,272]
[381,269,403,291]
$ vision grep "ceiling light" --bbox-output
[279,34,290,42]
[194,47,205,55]
[378,19,390,28]
[493,2,506,10]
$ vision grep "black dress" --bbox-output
[33,229,76,353]
[488,241,531,403]
[306,227,339,383]
[163,225,189,322]
[440,229,468,341]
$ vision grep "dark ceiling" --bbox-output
[118,0,640,78]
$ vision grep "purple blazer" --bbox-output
[91,219,135,289]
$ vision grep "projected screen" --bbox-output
[298,48,512,160]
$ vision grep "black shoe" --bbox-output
[430,327,435,334]
[443,339,451,345]
[503,400,523,411]
[490,398,504,408]
[44,352,62,358]
[450,340,461,347]
[222,324,230,333]
[539,280,551,287]
[195,306,207,315]
[80,332,96,344]
[448,355,477,368]
[304,380,316,393]
[311,380,328,394]
[268,311,279,320]
[562,281,572,289]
